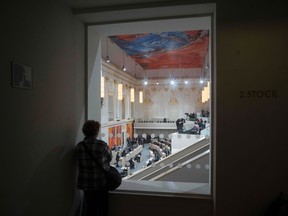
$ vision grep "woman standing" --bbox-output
[75,120,112,216]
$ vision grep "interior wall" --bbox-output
[102,62,207,121]
[0,0,85,215]
[110,194,213,216]
[101,51,209,122]
[216,0,288,215]
[87,28,102,122]
[141,83,205,119]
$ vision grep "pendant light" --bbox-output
[101,76,105,108]
[101,76,105,98]
[122,50,126,71]
[105,37,110,63]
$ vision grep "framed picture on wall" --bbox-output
[11,62,33,89]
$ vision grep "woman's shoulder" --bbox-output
[75,141,84,150]
[96,139,108,146]
[95,140,110,152]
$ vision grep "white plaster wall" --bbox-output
[139,83,205,120]
[101,72,207,122]
[87,29,102,122]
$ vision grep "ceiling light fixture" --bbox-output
[122,50,126,71]
[200,67,206,84]
[134,62,137,78]
[105,38,110,63]
[205,48,209,69]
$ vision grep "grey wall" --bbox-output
[216,0,288,215]
[1,0,288,216]
[0,0,85,215]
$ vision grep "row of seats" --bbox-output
[116,146,143,168]
[154,140,171,146]
[137,120,175,123]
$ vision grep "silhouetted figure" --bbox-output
[75,120,112,216]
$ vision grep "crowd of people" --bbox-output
[201,109,210,117]
[110,135,172,177]
[148,139,171,165]
[185,112,197,121]
[111,137,148,177]
[185,109,210,120]
[176,114,208,135]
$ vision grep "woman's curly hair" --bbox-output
[82,120,100,137]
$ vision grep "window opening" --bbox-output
[88,4,215,197]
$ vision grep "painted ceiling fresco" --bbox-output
[109,30,209,70]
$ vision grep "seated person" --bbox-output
[146,158,153,167]
[121,149,127,157]
[191,126,199,134]
[120,167,128,177]
[203,120,207,128]
[189,113,196,121]
[198,119,204,130]
[128,158,135,169]
[135,154,141,162]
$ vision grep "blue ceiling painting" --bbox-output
[109,30,209,70]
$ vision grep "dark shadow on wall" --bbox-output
[109,193,213,216]
[23,146,76,216]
